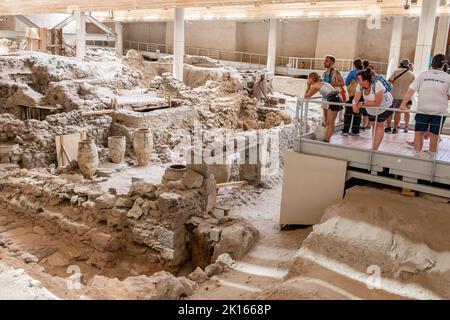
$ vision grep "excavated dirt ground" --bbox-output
[1,169,449,300]
[191,185,450,300]
[0,178,310,300]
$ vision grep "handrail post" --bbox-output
[368,109,378,171]
[299,99,305,152]
[304,101,309,132]
[430,115,444,182]
[294,99,301,151]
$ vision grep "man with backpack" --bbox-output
[322,55,348,126]
[386,59,415,134]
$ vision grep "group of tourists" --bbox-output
[304,53,450,158]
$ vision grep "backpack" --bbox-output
[360,76,393,95]
[373,75,393,93]
[324,68,349,102]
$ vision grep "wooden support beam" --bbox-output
[217,181,248,189]
[81,110,114,117]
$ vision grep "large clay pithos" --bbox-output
[163,164,187,182]
[108,136,126,164]
[77,139,99,179]
[211,164,231,184]
[133,128,153,166]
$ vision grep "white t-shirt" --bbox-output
[410,69,450,114]
[356,81,393,116]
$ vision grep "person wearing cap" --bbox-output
[399,54,450,159]
[386,59,416,134]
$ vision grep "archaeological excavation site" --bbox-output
[0,0,449,305]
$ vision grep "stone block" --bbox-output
[115,197,133,208]
[58,218,90,236]
[183,169,204,189]
[95,193,116,210]
[128,181,156,198]
[127,201,144,220]
[158,192,183,214]
[209,227,221,242]
[107,208,128,231]
[188,267,208,283]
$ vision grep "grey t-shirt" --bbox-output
[410,69,450,114]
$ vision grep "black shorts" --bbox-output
[391,99,412,108]
[362,109,393,122]
[327,94,343,112]
[415,114,447,135]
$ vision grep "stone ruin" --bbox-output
[0,47,294,298]
[0,164,258,273]
[0,49,293,182]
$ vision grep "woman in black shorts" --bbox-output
[352,69,394,150]
[305,72,343,143]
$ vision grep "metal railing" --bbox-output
[124,40,388,74]
[127,41,172,54]
[295,97,450,182]
[278,56,388,75]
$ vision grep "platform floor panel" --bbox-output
[328,129,450,162]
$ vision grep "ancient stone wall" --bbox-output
[0,166,259,273]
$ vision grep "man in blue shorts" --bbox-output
[400,54,450,159]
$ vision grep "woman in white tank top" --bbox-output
[305,72,343,143]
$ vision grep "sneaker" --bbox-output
[417,151,436,160]
[392,128,399,134]
[341,131,348,136]
[414,151,431,160]
[403,128,409,133]
[405,141,415,149]
[385,127,392,133]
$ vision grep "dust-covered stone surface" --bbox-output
[0,46,289,300]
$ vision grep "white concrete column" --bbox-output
[74,11,86,59]
[173,7,185,82]
[266,18,278,75]
[433,16,450,56]
[115,22,123,55]
[413,0,438,74]
[386,17,403,78]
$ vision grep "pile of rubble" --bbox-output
[0,112,111,168]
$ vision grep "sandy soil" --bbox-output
[188,183,313,299]
[0,262,58,300]
[258,186,450,300]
